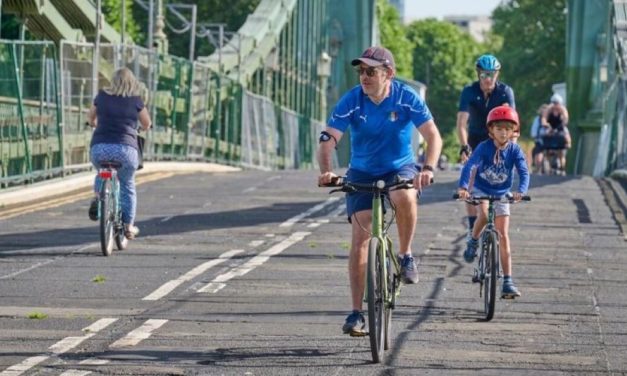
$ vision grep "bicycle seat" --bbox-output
[99,161,122,169]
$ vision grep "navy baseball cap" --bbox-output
[351,46,395,70]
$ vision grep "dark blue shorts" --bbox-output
[345,163,418,220]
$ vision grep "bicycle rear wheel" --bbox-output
[113,181,128,251]
[367,237,385,363]
[99,179,115,256]
[483,231,499,321]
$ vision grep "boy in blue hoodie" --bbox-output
[456,105,530,299]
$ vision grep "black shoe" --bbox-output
[88,198,98,221]
[342,311,366,336]
[399,254,419,284]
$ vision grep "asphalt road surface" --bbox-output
[0,169,626,375]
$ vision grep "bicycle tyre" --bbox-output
[99,179,114,257]
[113,182,128,251]
[367,237,385,363]
[483,231,498,321]
[384,238,394,350]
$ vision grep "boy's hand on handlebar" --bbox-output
[512,192,523,202]
[456,188,470,200]
[318,172,338,187]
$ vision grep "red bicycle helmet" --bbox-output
[487,105,519,130]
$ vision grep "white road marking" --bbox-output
[248,240,265,247]
[142,249,244,301]
[0,259,56,280]
[279,197,340,227]
[0,318,117,376]
[0,356,50,376]
[198,232,311,293]
[110,319,168,348]
[0,244,96,280]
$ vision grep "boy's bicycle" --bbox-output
[97,161,128,256]
[453,193,530,321]
[325,176,414,363]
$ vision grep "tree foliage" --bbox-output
[491,0,567,135]
[406,19,482,135]
[102,0,141,43]
[130,0,260,59]
[376,0,412,78]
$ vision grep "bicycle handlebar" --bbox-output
[321,176,415,194]
[452,193,531,204]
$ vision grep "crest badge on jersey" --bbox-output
[389,111,397,122]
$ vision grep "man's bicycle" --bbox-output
[453,193,530,321]
[96,161,128,256]
[325,176,414,363]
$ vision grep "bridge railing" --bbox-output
[0,39,323,188]
[0,40,63,186]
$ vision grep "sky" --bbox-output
[403,0,503,22]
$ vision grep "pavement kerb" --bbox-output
[0,162,241,209]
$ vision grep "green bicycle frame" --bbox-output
[365,190,401,305]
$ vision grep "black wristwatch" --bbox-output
[422,164,435,173]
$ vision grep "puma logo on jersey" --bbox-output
[389,111,397,121]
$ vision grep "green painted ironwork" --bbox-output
[0,0,378,187]
[567,0,627,176]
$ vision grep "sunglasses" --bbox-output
[479,71,497,80]
[356,66,381,77]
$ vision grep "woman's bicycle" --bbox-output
[96,161,128,256]
[453,193,530,321]
[325,176,414,363]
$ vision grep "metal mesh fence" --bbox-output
[1,39,322,186]
[0,40,62,185]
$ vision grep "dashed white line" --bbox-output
[279,197,340,227]
[198,231,311,293]
[248,240,265,247]
[142,249,244,301]
[110,319,168,348]
[0,318,117,376]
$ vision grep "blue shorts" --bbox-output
[345,163,418,220]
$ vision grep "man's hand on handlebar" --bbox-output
[413,170,434,192]
[318,171,339,187]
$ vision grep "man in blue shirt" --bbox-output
[456,54,515,239]
[317,46,442,335]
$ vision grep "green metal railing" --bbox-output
[0,40,63,186]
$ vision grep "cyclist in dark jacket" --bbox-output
[456,54,515,240]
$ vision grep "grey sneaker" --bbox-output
[124,224,140,239]
[501,280,521,299]
[399,254,419,284]
[342,311,366,336]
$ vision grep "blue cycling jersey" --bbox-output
[458,139,529,196]
[328,80,433,176]
[458,81,515,140]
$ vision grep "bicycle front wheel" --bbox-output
[483,231,499,321]
[99,179,115,257]
[367,237,385,363]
